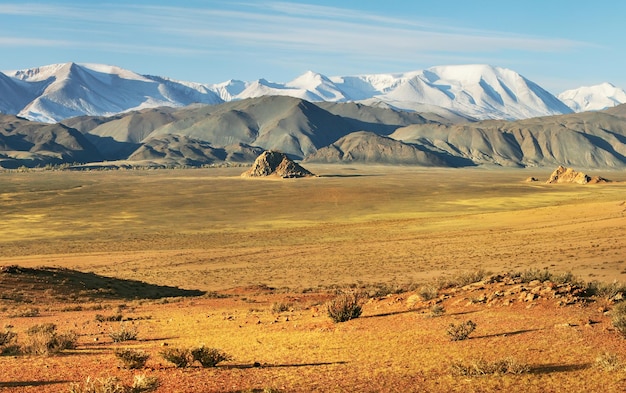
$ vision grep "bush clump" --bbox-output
[23,323,77,355]
[429,304,446,317]
[109,324,138,342]
[160,347,192,368]
[191,345,232,367]
[0,330,19,356]
[451,358,529,376]
[447,320,477,341]
[326,292,363,323]
[69,375,159,393]
[114,348,150,369]
[612,302,626,337]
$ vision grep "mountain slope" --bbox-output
[112,96,435,159]
[389,104,626,168]
[558,83,626,112]
[303,131,453,166]
[1,62,576,122]
[0,114,102,168]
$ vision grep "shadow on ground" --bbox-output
[0,265,204,301]
[0,380,70,388]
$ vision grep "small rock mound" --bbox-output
[546,166,610,184]
[241,151,315,178]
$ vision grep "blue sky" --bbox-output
[0,0,623,93]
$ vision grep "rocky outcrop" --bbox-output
[241,151,315,178]
[546,166,610,184]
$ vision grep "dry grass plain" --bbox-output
[1,164,626,392]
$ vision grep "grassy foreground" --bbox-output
[1,165,626,391]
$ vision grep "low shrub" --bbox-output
[23,323,77,355]
[519,268,552,283]
[454,269,491,287]
[0,330,19,356]
[326,292,363,323]
[160,347,192,368]
[130,375,160,392]
[114,348,150,369]
[429,304,446,317]
[0,330,17,346]
[419,285,438,301]
[451,358,529,376]
[95,314,123,322]
[270,302,292,314]
[447,320,477,341]
[69,377,126,393]
[109,324,138,342]
[612,302,626,338]
[69,375,159,393]
[8,307,40,318]
[588,281,626,299]
[191,345,232,368]
[595,352,623,371]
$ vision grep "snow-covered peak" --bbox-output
[0,62,581,122]
[558,83,626,112]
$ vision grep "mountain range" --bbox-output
[2,62,624,123]
[2,62,626,170]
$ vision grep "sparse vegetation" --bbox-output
[160,347,192,368]
[191,345,232,367]
[429,304,446,317]
[114,348,150,369]
[270,302,292,314]
[595,352,623,371]
[519,268,552,283]
[326,292,363,323]
[419,285,438,301]
[611,302,626,337]
[69,377,126,393]
[8,307,40,318]
[450,358,530,376]
[23,323,77,355]
[588,280,626,299]
[130,375,160,393]
[0,330,19,356]
[95,313,123,322]
[109,324,138,342]
[436,269,491,289]
[447,320,477,341]
[69,375,159,393]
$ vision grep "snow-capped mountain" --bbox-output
[3,63,222,122]
[0,62,588,123]
[329,65,573,120]
[558,83,626,112]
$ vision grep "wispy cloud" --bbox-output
[0,2,589,56]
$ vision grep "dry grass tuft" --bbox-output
[109,324,138,342]
[326,292,363,323]
[69,375,159,393]
[611,302,626,337]
[429,304,446,317]
[191,345,232,367]
[160,347,192,368]
[114,348,150,369]
[451,358,530,376]
[447,320,477,341]
[595,352,623,371]
[23,323,77,355]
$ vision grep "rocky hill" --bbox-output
[241,151,315,178]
